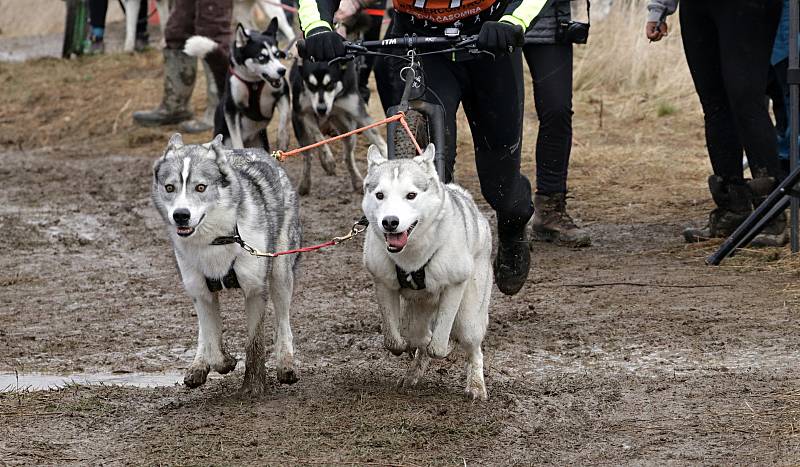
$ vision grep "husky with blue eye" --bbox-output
[151,133,301,396]
[184,19,291,152]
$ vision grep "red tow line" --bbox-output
[225,112,422,258]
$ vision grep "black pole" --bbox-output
[790,0,799,252]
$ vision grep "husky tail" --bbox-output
[183,36,219,59]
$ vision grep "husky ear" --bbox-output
[367,144,387,168]
[235,23,249,47]
[210,135,233,187]
[163,133,183,158]
[412,144,436,173]
[264,17,279,37]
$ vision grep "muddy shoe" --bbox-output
[531,193,590,248]
[684,175,752,242]
[749,176,788,247]
[493,226,530,296]
[133,48,196,127]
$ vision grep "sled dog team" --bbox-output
[152,23,492,401]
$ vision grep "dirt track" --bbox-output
[1,49,800,464]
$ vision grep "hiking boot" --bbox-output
[748,176,788,247]
[180,61,219,134]
[133,48,196,127]
[493,224,531,296]
[530,192,591,248]
[88,36,105,55]
[683,175,752,242]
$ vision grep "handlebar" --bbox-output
[344,34,478,53]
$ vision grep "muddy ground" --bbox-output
[1,47,800,465]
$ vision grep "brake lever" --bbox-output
[328,54,356,66]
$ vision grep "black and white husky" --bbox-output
[290,52,387,196]
[151,133,301,395]
[184,20,290,151]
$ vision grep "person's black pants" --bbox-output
[380,50,533,234]
[89,0,148,36]
[680,0,783,182]
[357,13,385,103]
[523,43,573,194]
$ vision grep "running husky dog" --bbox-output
[184,20,290,151]
[152,133,301,395]
[290,51,387,196]
[361,144,493,401]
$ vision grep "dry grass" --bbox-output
[574,0,696,117]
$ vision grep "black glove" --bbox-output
[477,21,525,55]
[301,28,346,62]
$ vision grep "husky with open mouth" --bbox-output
[361,144,493,400]
[151,133,301,396]
[184,19,290,151]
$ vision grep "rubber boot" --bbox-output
[180,60,219,134]
[749,176,788,247]
[493,220,531,296]
[530,193,591,248]
[683,175,753,242]
[133,48,195,126]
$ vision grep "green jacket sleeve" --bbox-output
[299,0,340,35]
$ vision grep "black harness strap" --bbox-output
[207,226,243,293]
[396,264,427,290]
[205,263,240,292]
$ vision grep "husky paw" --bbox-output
[297,180,310,196]
[465,384,488,402]
[426,336,452,359]
[277,366,298,385]
[184,362,210,388]
[319,152,337,175]
[212,353,237,375]
[383,333,408,356]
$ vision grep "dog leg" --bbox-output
[400,348,430,388]
[375,283,408,356]
[276,94,291,151]
[225,114,246,149]
[185,292,236,388]
[463,343,488,401]
[123,0,139,52]
[155,0,170,48]
[255,0,295,43]
[233,0,258,30]
[242,292,269,397]
[342,133,362,192]
[270,257,297,384]
[427,281,467,359]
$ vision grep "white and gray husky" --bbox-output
[361,144,493,400]
[152,133,301,395]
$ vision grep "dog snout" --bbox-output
[315,103,328,115]
[381,216,400,232]
[173,208,191,225]
[277,67,286,77]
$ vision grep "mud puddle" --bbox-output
[0,371,211,391]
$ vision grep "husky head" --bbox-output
[362,144,440,253]
[152,133,239,239]
[296,57,346,117]
[232,20,287,87]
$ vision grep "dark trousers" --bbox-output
[89,0,148,36]
[680,0,783,182]
[358,14,385,103]
[380,51,533,233]
[523,43,573,194]
[165,0,233,93]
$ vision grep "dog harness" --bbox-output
[396,264,427,290]
[230,68,280,122]
[206,263,240,293]
[207,226,246,293]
